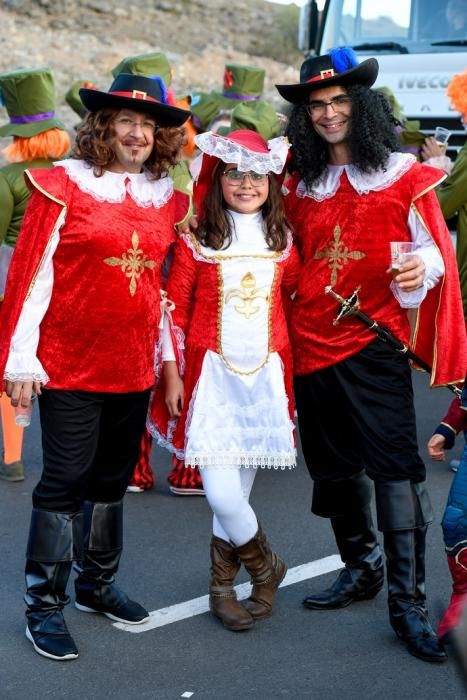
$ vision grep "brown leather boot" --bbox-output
[235,527,287,620]
[209,536,255,631]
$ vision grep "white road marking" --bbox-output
[113,554,343,634]
[181,694,194,698]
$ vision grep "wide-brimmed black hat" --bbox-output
[276,48,378,104]
[79,73,191,127]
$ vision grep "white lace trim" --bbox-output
[296,152,416,201]
[54,158,174,209]
[146,411,185,460]
[423,155,453,176]
[4,370,49,384]
[277,230,293,262]
[4,353,50,385]
[183,234,217,264]
[183,374,201,448]
[191,133,290,179]
[154,317,186,380]
[184,452,296,469]
[147,318,186,458]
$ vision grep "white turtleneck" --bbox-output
[162,209,271,362]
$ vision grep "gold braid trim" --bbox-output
[24,169,67,301]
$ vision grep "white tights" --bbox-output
[200,466,258,546]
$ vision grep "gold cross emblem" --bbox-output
[225,272,269,319]
[104,231,156,296]
[314,225,365,286]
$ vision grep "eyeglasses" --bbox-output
[222,169,268,185]
[113,117,158,133]
[306,95,352,115]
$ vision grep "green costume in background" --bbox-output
[438,141,467,316]
[0,159,54,251]
[0,67,70,483]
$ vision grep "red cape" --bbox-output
[410,164,467,387]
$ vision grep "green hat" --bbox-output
[0,67,66,137]
[222,64,265,99]
[375,86,404,124]
[191,63,266,131]
[228,101,281,140]
[65,79,97,118]
[111,52,172,87]
[398,128,426,161]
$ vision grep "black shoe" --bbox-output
[303,565,384,610]
[26,610,78,661]
[75,582,149,625]
[391,605,447,663]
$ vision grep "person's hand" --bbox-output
[3,380,41,407]
[163,362,184,417]
[420,137,444,161]
[391,254,425,292]
[176,215,198,237]
[427,433,446,461]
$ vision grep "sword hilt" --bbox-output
[325,285,361,325]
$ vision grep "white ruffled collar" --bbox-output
[295,152,416,201]
[53,158,174,209]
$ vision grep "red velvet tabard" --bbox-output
[286,166,433,376]
[35,171,177,392]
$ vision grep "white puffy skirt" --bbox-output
[184,350,296,470]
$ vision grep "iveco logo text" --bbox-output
[398,77,450,89]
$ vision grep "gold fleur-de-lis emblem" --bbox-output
[314,224,365,286]
[225,272,269,319]
[104,231,156,297]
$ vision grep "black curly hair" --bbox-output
[286,85,400,191]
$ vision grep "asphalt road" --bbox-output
[0,370,466,700]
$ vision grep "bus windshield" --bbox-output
[319,0,467,54]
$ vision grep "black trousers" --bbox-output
[294,339,425,484]
[33,388,151,512]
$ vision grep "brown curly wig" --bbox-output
[72,108,186,179]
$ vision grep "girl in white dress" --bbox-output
[148,129,300,631]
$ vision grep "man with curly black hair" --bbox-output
[276,48,467,663]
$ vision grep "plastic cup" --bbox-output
[14,403,32,427]
[390,241,417,278]
[433,126,451,150]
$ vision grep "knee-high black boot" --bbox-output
[74,501,149,625]
[25,509,83,661]
[303,472,384,610]
[375,480,447,662]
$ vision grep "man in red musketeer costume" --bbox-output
[0,73,191,661]
[276,48,467,663]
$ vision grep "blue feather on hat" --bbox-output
[328,47,359,73]
[149,75,168,104]
[0,88,4,107]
